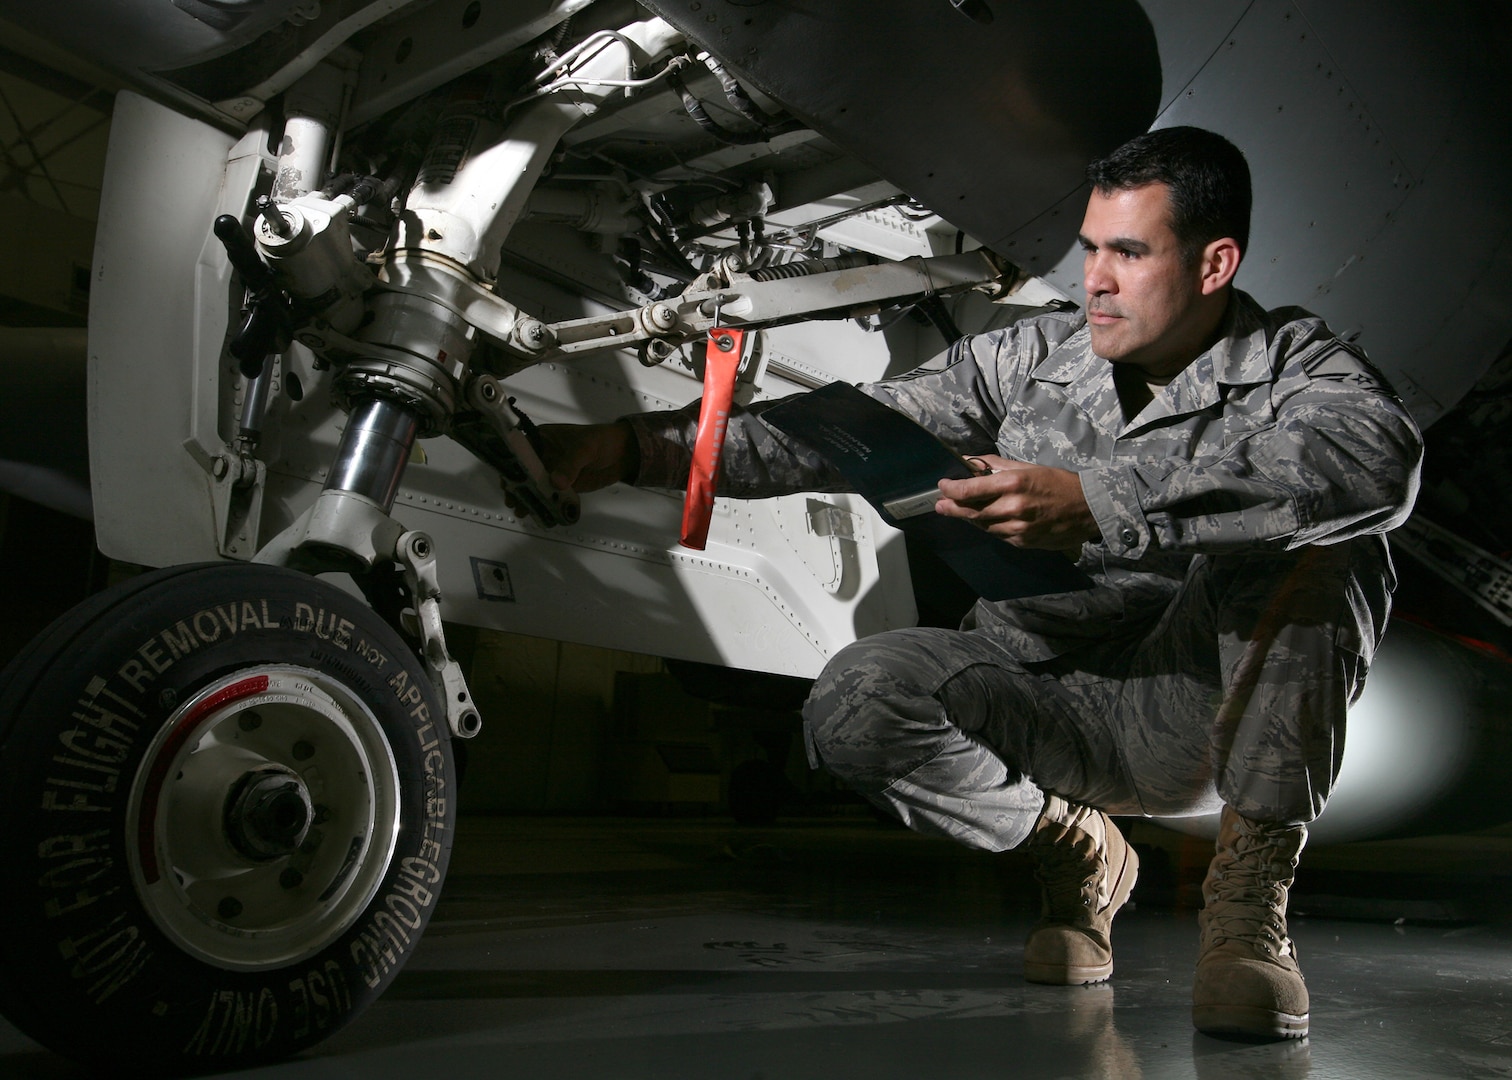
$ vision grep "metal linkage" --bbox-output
[529,248,1020,363]
[396,530,483,739]
[449,374,580,528]
[253,498,482,741]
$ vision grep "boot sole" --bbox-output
[1024,959,1113,985]
[1192,1004,1309,1040]
[1023,830,1139,986]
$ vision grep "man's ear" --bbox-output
[1199,237,1242,295]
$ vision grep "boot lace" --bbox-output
[1034,832,1102,924]
[1202,824,1299,958]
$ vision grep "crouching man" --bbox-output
[531,126,1422,1039]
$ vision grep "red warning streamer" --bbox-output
[680,327,744,549]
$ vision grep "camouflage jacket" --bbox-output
[625,290,1424,659]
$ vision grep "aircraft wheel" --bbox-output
[0,562,455,1073]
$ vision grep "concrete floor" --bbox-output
[3,815,1511,1079]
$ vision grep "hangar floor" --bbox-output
[2,814,1510,1079]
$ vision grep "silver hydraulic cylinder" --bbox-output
[323,398,419,513]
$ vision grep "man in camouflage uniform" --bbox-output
[535,126,1423,1039]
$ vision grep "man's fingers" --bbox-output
[932,460,1099,550]
[938,467,1027,506]
[935,494,1032,529]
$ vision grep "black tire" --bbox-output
[0,562,456,1074]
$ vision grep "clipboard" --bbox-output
[760,381,1092,600]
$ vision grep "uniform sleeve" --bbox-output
[625,393,850,496]
[624,322,1042,495]
[1079,338,1424,556]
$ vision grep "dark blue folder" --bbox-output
[761,381,1092,600]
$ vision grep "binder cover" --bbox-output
[761,381,1092,600]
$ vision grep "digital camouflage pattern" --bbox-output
[625,290,1422,846]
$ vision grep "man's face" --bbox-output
[1078,183,1210,377]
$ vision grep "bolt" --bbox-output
[159,688,178,711]
[649,303,677,331]
[640,338,676,367]
[238,710,262,732]
[256,195,294,239]
[516,319,551,350]
[411,537,431,559]
[211,456,229,480]
[218,897,243,920]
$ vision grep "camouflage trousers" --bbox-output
[801,538,1392,852]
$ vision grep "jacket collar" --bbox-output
[1208,290,1273,386]
[1029,290,1273,433]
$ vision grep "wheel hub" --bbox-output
[126,666,401,971]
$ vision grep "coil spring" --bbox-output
[746,252,877,282]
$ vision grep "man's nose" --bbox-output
[1083,252,1111,295]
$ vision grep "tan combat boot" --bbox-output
[1191,805,1310,1039]
[1023,793,1139,984]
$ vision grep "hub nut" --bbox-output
[225,767,314,860]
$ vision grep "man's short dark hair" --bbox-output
[1085,126,1252,265]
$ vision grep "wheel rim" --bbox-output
[126,665,401,970]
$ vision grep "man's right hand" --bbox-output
[532,421,637,494]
